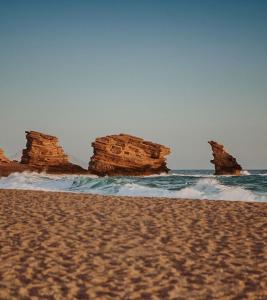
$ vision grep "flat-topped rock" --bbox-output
[0,148,10,164]
[21,131,69,167]
[18,130,87,175]
[88,134,171,176]
[208,141,242,175]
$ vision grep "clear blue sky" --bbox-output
[0,0,266,169]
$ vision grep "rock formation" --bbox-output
[0,147,33,177]
[21,131,69,167]
[20,131,87,174]
[0,148,10,164]
[1,130,90,177]
[208,141,242,175]
[88,134,171,176]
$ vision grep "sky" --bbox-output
[0,0,266,169]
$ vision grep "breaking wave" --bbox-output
[0,171,266,202]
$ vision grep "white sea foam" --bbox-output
[0,172,96,192]
[172,178,262,202]
[172,173,215,178]
[241,170,251,175]
[115,178,265,201]
[171,170,252,177]
[0,172,266,202]
[117,183,174,198]
[0,172,69,191]
[142,172,170,178]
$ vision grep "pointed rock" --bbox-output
[0,148,10,164]
[208,141,242,175]
[89,134,171,176]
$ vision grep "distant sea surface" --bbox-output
[0,170,267,202]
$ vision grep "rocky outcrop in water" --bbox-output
[208,141,242,175]
[21,131,69,167]
[88,134,171,176]
[0,131,89,177]
[0,148,10,164]
[19,131,87,174]
[0,148,33,177]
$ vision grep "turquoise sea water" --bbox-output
[0,170,266,202]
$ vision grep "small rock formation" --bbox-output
[0,148,10,164]
[88,134,171,176]
[20,131,87,174]
[0,148,32,177]
[208,141,242,175]
[21,131,69,167]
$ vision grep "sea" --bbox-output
[0,170,267,202]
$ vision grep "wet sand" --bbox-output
[0,189,266,299]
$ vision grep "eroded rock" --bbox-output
[208,141,242,175]
[20,131,87,174]
[0,148,10,164]
[89,134,171,176]
[21,131,69,167]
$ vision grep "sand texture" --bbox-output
[0,189,266,299]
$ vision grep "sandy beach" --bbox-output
[0,189,266,299]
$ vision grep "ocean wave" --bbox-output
[173,178,263,202]
[142,172,170,178]
[139,170,252,178]
[115,178,264,201]
[171,173,215,178]
[0,172,96,191]
[0,172,266,202]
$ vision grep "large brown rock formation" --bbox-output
[208,141,242,175]
[88,134,171,176]
[1,131,88,177]
[21,131,69,167]
[0,148,10,164]
[20,131,87,174]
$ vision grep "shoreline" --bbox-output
[0,189,266,299]
[0,187,259,203]
[1,170,267,204]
